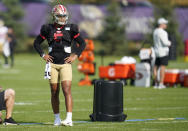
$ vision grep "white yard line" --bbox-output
[12,106,188,114]
[0,69,20,74]
[124,107,188,111]
[15,102,35,105]
[14,96,188,103]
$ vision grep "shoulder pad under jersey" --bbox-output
[70,24,79,33]
[40,24,52,36]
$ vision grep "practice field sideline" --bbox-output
[0,54,188,131]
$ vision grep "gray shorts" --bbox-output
[0,91,6,111]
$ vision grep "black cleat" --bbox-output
[3,117,18,125]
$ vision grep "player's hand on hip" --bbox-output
[43,54,54,63]
[64,54,78,64]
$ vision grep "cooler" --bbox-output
[164,69,179,85]
[135,63,151,87]
[184,75,188,87]
[99,64,135,80]
[178,70,188,85]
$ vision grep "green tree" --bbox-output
[97,1,127,55]
[0,0,27,51]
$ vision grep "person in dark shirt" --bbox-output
[33,4,86,126]
[7,27,17,67]
[0,86,17,125]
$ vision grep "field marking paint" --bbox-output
[15,102,35,105]
[141,128,162,131]
[0,120,187,128]
[125,117,185,122]
[12,106,188,114]
[124,107,188,111]
[73,120,188,127]
[125,97,188,101]
[13,96,188,104]
[0,69,20,74]
[21,99,93,103]
[14,118,185,125]
[15,96,188,102]
[14,99,91,104]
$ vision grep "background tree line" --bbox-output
[0,0,184,58]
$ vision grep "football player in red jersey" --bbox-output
[33,4,86,126]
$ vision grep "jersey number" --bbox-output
[54,31,63,42]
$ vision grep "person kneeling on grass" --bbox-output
[0,86,18,125]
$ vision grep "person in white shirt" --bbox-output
[0,20,7,53]
[153,18,171,89]
[0,20,9,67]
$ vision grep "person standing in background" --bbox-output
[0,19,9,67]
[153,18,171,89]
[7,27,17,67]
[33,4,86,126]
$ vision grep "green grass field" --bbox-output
[0,54,188,131]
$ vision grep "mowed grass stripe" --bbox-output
[0,54,188,131]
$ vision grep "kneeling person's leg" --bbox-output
[0,91,6,111]
[0,91,6,124]
[3,89,17,125]
[4,89,15,119]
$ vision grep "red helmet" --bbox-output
[52,4,68,25]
